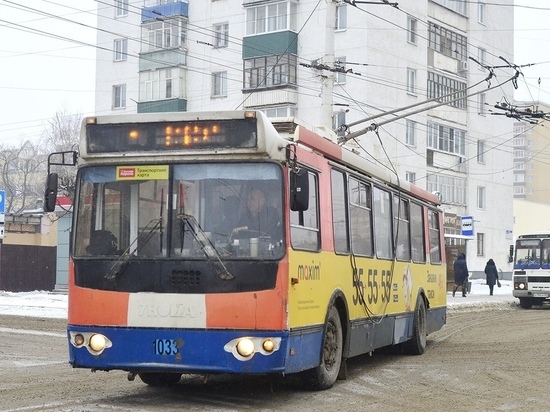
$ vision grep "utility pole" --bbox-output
[320,0,337,134]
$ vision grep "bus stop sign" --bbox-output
[461,215,474,237]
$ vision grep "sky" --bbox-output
[0,0,97,146]
[0,1,549,147]
[513,0,550,104]
[0,278,518,319]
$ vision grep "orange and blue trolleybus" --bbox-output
[45,110,446,389]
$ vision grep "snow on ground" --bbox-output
[0,279,517,319]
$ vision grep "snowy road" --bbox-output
[2,281,550,411]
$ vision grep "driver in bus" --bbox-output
[232,189,280,239]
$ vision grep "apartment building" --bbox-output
[94,0,515,273]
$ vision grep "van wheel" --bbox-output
[303,306,343,390]
[519,298,533,309]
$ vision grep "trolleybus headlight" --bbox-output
[519,283,526,290]
[262,339,275,353]
[74,333,85,346]
[236,338,255,358]
[89,334,107,352]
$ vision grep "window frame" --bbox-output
[112,84,126,109]
[212,71,228,97]
[213,22,229,48]
[114,38,128,62]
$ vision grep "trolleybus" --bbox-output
[45,110,446,389]
[513,233,550,309]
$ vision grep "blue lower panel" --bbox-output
[285,326,324,374]
[68,325,294,375]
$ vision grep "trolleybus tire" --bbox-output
[303,306,343,390]
[138,372,182,387]
[519,298,533,309]
[404,294,427,355]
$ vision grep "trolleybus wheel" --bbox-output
[303,306,343,390]
[519,298,533,309]
[405,294,427,355]
[138,372,181,387]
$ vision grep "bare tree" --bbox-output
[0,140,45,213]
[40,108,82,202]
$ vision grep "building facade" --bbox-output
[94,0,515,273]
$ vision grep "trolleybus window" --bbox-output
[331,169,349,254]
[428,209,442,264]
[394,196,411,261]
[373,186,392,259]
[349,176,374,256]
[410,202,426,263]
[74,163,284,260]
[290,169,319,251]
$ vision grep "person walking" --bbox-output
[452,252,469,297]
[484,258,499,296]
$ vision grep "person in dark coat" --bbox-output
[484,258,499,296]
[452,253,469,297]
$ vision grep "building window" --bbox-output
[141,18,187,52]
[335,57,347,84]
[213,23,229,48]
[407,16,417,44]
[513,186,525,196]
[514,174,525,183]
[477,47,486,70]
[336,4,347,30]
[432,0,466,16]
[115,0,128,17]
[244,53,297,90]
[333,111,346,137]
[405,171,416,184]
[427,122,466,156]
[246,1,297,35]
[426,174,466,205]
[114,38,128,61]
[477,232,485,256]
[514,150,525,159]
[478,92,486,115]
[478,1,486,24]
[477,186,485,209]
[212,71,227,97]
[406,119,416,146]
[113,84,126,109]
[139,68,179,101]
[427,72,467,109]
[428,22,467,61]
[407,68,416,94]
[477,140,485,164]
[259,106,296,118]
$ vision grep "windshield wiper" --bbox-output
[105,218,161,280]
[179,213,234,281]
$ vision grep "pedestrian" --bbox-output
[452,252,469,297]
[484,258,499,296]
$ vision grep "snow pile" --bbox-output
[0,279,517,319]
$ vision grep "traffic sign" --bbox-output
[0,190,4,214]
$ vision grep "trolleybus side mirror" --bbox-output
[44,172,59,212]
[290,168,309,211]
